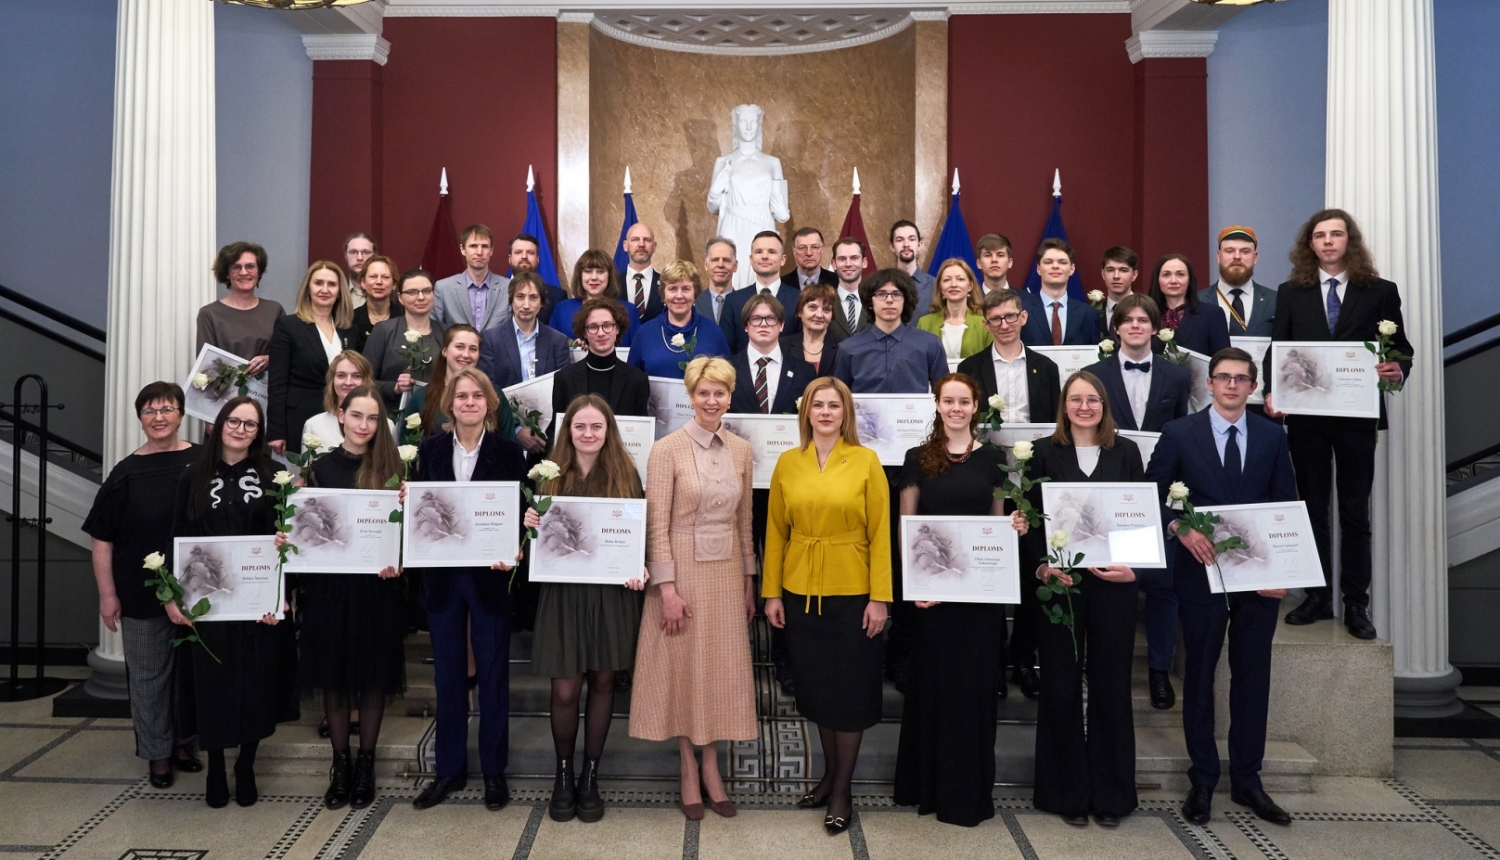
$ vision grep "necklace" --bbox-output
[662,322,694,353]
[946,438,976,464]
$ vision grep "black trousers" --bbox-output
[1177,589,1279,792]
[1033,574,1139,816]
[1286,415,1377,608]
[1008,574,1040,671]
[885,467,915,661]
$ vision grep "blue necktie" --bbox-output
[1224,425,1242,494]
[1325,278,1341,332]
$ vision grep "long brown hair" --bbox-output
[1287,208,1379,286]
[545,395,644,499]
[796,377,861,449]
[337,385,402,490]
[420,324,480,435]
[917,373,982,476]
[185,396,268,522]
[322,349,374,413]
[1052,371,1118,448]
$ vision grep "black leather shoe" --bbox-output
[350,750,377,809]
[413,775,466,809]
[148,766,174,789]
[1094,812,1121,827]
[1344,604,1377,640]
[483,774,510,811]
[1061,812,1089,826]
[575,757,603,822]
[549,758,577,822]
[823,813,850,835]
[1231,785,1291,825]
[886,656,911,695]
[1182,785,1213,824]
[797,791,830,809]
[324,750,353,809]
[234,761,258,807]
[774,660,796,697]
[1149,669,1176,710]
[1284,593,1333,626]
[1014,666,1041,700]
[171,753,203,773]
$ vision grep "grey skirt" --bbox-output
[531,583,642,677]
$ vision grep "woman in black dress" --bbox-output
[293,385,405,810]
[1024,370,1144,826]
[169,396,295,808]
[893,373,1028,827]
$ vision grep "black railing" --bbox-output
[0,284,106,343]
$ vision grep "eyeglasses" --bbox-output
[229,263,258,273]
[1211,373,1256,386]
[985,312,1023,327]
[223,417,260,431]
[871,290,904,302]
[401,288,435,298]
[141,407,179,418]
[1066,396,1103,407]
[747,316,780,328]
[584,322,618,334]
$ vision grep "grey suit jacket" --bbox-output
[1201,280,1277,338]
[695,288,738,330]
[434,271,511,332]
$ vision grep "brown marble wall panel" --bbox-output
[589,26,916,272]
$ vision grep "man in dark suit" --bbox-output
[476,273,573,454]
[1098,246,1140,337]
[1084,293,1191,709]
[827,237,872,340]
[1023,238,1101,348]
[507,234,568,326]
[956,287,1060,699]
[781,226,838,291]
[619,222,665,323]
[1147,346,1297,827]
[1201,226,1277,338]
[1264,209,1412,640]
[722,231,802,350]
[694,236,740,341]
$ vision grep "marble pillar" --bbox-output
[1325,0,1458,717]
[96,0,219,690]
[556,16,591,279]
[912,15,948,255]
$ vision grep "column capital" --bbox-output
[302,33,392,66]
[1126,29,1218,64]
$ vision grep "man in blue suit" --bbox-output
[1023,238,1100,348]
[720,231,803,353]
[476,272,572,455]
[619,222,665,323]
[1146,346,1296,828]
[1201,226,1277,338]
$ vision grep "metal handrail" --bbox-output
[0,406,102,465]
[0,284,106,343]
[1445,311,1500,349]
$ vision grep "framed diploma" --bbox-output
[1117,430,1162,472]
[172,535,283,621]
[502,372,556,440]
[182,344,269,423]
[983,423,1057,466]
[1269,341,1380,419]
[552,414,656,484]
[1040,482,1167,568]
[1029,345,1099,388]
[401,481,521,568]
[530,496,647,585]
[900,516,1021,604]
[1174,348,1213,413]
[947,358,963,374]
[1195,501,1326,593]
[282,488,402,574]
[571,346,629,364]
[1230,336,1271,405]
[647,376,695,439]
[850,394,936,466]
[722,414,802,489]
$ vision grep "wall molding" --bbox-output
[590,11,914,56]
[1125,28,1217,63]
[302,33,393,64]
[383,1,1130,16]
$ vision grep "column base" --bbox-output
[1394,666,1465,719]
[52,647,131,718]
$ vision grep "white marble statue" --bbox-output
[707,104,790,288]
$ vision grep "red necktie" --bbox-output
[1051,301,1063,346]
[634,273,647,315]
[755,357,771,413]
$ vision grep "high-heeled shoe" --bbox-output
[701,775,736,818]
[171,752,203,773]
[148,762,174,790]
[797,791,829,809]
[824,813,850,835]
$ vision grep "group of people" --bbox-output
[85,205,1409,832]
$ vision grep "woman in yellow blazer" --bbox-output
[916,259,988,360]
[764,376,890,836]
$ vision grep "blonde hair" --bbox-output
[439,367,502,433]
[322,350,375,413]
[796,377,862,449]
[929,258,981,315]
[294,261,354,328]
[658,259,704,299]
[682,356,736,394]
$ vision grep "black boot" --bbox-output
[233,753,258,807]
[205,751,229,809]
[350,749,377,809]
[576,757,604,823]
[549,757,577,822]
[325,750,354,809]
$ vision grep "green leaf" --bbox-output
[154,585,174,602]
[385,475,401,488]
[290,545,300,555]
[1035,585,1052,601]
[190,597,211,617]
[388,510,403,523]
[170,637,188,647]
[536,497,554,515]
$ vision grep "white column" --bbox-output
[93,0,218,689]
[1326,0,1458,717]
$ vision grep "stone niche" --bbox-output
[587,24,918,271]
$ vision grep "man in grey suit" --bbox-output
[890,220,936,326]
[434,224,510,332]
[828,236,872,340]
[693,236,739,330]
[1201,225,1277,337]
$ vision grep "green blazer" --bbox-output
[917,312,990,360]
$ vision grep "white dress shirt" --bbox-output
[453,430,485,482]
[1207,407,1248,470]
[1119,352,1153,429]
[991,345,1031,423]
[626,265,656,308]
[748,343,783,407]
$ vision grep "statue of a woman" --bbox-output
[707,104,790,288]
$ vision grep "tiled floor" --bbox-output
[7,693,1500,858]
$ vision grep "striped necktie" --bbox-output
[755,356,771,413]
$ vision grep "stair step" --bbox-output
[1133,725,1316,793]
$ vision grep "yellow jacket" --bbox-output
[916,312,990,359]
[763,439,891,609]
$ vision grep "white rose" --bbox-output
[1087,290,1104,304]
[1168,481,1189,501]
[142,552,166,570]
[1378,319,1398,337]
[404,413,423,430]
[670,333,686,348]
[1157,329,1175,344]
[398,444,419,463]
[303,433,323,452]
[272,471,294,486]
[796,397,803,411]
[988,394,1006,412]
[1048,530,1070,549]
[1099,338,1115,354]
[1012,440,1034,461]
[404,329,422,344]
[528,459,561,481]
[191,373,210,390]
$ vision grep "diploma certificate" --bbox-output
[1117,430,1162,472]
[172,535,283,621]
[182,344,269,423]
[901,516,1021,604]
[721,414,803,489]
[553,414,656,484]
[1040,482,1167,568]
[283,488,401,574]
[1231,337,1271,405]
[1194,501,1326,593]
[1179,348,1212,413]
[503,372,556,441]
[530,496,647,585]
[1269,341,1380,418]
[851,394,936,466]
[1029,345,1099,388]
[402,481,521,568]
[983,423,1058,466]
[647,376,695,439]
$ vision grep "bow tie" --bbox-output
[1123,360,1151,372]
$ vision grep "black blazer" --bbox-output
[1264,277,1412,429]
[1150,302,1231,358]
[477,321,572,391]
[728,347,819,414]
[412,431,528,615]
[620,269,666,322]
[779,334,840,378]
[780,268,838,291]
[1084,353,1192,432]
[1201,281,1277,338]
[1018,435,1145,569]
[955,346,1062,425]
[266,314,355,447]
[723,283,804,343]
[551,353,651,419]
